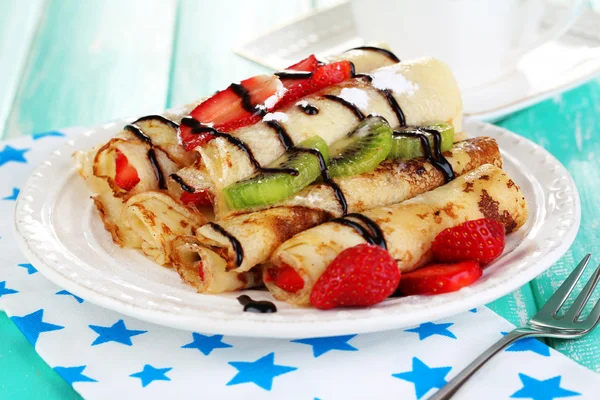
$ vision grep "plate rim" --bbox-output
[13,119,581,338]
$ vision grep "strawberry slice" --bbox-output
[285,54,319,72]
[207,75,281,131]
[265,265,305,293]
[277,54,319,100]
[398,261,482,296]
[179,75,282,151]
[179,124,217,152]
[197,262,205,281]
[276,60,355,108]
[179,55,354,151]
[180,190,214,207]
[114,150,140,191]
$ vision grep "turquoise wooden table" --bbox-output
[0,1,599,398]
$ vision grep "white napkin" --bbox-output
[1,130,599,400]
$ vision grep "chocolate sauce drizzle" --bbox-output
[354,73,373,81]
[147,149,166,189]
[265,120,295,150]
[132,114,179,129]
[347,46,401,63]
[393,128,455,182]
[230,83,259,114]
[331,213,387,249]
[123,123,167,190]
[381,89,406,127]
[354,74,406,126]
[297,103,319,115]
[275,70,313,79]
[295,147,348,216]
[170,173,195,193]
[208,222,244,267]
[124,124,152,144]
[237,295,277,313]
[181,117,297,175]
[322,94,365,121]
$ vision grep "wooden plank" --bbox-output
[166,0,312,107]
[0,0,45,139]
[487,285,539,327]
[0,312,80,399]
[0,1,178,398]
[4,0,177,138]
[498,78,600,372]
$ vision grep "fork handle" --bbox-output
[428,329,535,400]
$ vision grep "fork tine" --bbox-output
[564,264,600,321]
[536,254,591,317]
[584,295,600,328]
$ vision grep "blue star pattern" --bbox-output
[507,338,551,356]
[502,332,551,357]
[17,263,37,274]
[130,365,172,387]
[0,281,18,298]
[32,131,66,140]
[392,357,452,399]
[54,365,97,385]
[291,335,358,357]
[56,290,84,304]
[89,319,147,346]
[511,373,580,400]
[227,352,297,391]
[10,309,64,346]
[500,332,550,357]
[181,333,232,355]
[2,187,19,200]
[469,308,477,313]
[0,145,30,167]
[405,322,457,340]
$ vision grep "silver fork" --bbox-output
[430,254,600,400]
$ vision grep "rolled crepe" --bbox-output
[75,113,200,247]
[172,235,263,294]
[223,136,500,218]
[175,57,463,215]
[268,164,529,305]
[171,137,500,293]
[171,207,329,293]
[121,191,207,265]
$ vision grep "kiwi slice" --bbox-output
[223,136,329,210]
[387,122,454,160]
[328,116,393,178]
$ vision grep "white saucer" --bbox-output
[233,2,600,122]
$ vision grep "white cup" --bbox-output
[351,0,586,89]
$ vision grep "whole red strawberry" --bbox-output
[432,218,506,266]
[310,244,400,310]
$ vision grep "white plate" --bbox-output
[14,119,580,338]
[233,1,600,122]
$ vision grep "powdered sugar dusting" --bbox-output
[371,68,418,95]
[338,88,369,110]
[263,112,288,122]
[264,79,286,109]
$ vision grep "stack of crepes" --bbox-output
[75,46,528,306]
